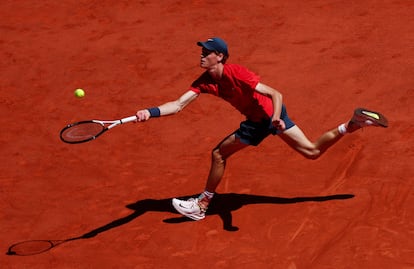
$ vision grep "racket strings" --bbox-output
[60,122,104,143]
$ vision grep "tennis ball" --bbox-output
[74,88,85,98]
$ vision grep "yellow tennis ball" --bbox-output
[74,88,85,98]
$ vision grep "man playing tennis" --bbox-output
[135,37,388,221]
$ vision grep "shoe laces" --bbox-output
[187,198,207,213]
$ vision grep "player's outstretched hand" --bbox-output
[135,109,151,122]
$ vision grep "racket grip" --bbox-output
[120,116,138,124]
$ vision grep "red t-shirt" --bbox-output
[189,64,273,122]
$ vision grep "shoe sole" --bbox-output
[172,198,205,221]
[354,108,388,128]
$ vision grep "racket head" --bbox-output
[7,240,56,256]
[60,120,106,144]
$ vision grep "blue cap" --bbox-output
[197,37,229,56]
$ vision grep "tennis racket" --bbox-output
[60,115,137,144]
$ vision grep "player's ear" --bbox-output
[216,52,224,63]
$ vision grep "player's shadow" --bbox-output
[6,192,355,255]
[162,193,354,231]
[82,192,354,237]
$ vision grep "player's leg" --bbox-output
[172,134,249,220]
[279,125,343,159]
[204,134,249,193]
[278,107,389,159]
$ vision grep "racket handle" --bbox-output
[120,116,138,124]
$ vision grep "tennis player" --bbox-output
[136,37,388,220]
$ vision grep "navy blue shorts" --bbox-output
[234,104,295,146]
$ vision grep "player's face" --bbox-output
[200,48,221,69]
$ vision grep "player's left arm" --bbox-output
[255,82,285,130]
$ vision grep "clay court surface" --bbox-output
[1,1,413,268]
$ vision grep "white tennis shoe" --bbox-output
[172,198,206,220]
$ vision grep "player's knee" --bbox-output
[305,151,321,160]
[303,148,321,160]
[212,148,225,164]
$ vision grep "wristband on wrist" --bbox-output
[147,107,161,117]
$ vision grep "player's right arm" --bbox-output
[136,90,199,121]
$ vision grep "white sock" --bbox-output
[199,190,214,200]
[338,123,347,134]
